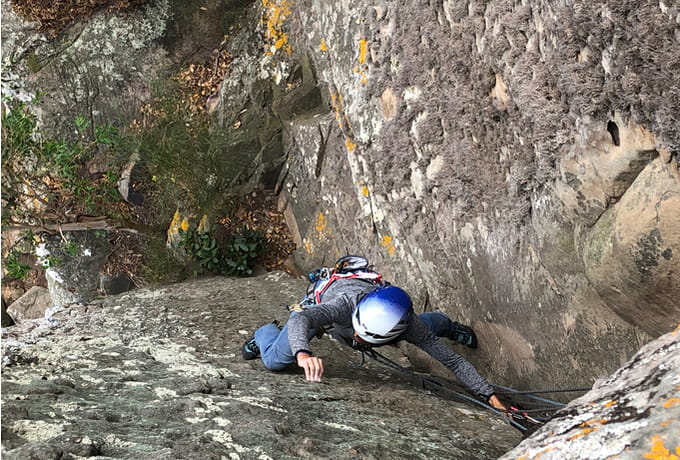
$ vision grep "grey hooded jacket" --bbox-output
[287,278,494,398]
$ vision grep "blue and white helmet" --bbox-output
[352,286,413,344]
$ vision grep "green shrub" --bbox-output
[5,251,31,280]
[179,224,264,277]
[2,76,270,287]
[178,224,222,274]
[119,81,252,227]
[1,103,126,221]
[63,241,79,257]
[224,226,265,276]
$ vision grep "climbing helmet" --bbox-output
[352,285,413,344]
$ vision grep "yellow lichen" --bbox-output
[306,211,333,249]
[261,0,292,55]
[167,210,194,246]
[353,39,370,84]
[169,210,182,234]
[329,92,350,130]
[662,398,680,409]
[643,435,679,460]
[567,427,596,441]
[345,138,356,153]
[358,39,368,64]
[197,214,210,233]
[274,36,288,50]
[320,39,328,51]
[381,235,396,257]
[360,185,370,196]
[580,418,608,428]
[604,400,617,407]
[315,212,327,232]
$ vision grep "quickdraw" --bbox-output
[506,406,543,425]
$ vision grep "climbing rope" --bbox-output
[356,348,590,433]
[491,383,592,410]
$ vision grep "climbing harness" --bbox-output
[356,348,590,433]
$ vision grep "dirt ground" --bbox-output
[10,0,150,37]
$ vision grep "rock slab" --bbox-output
[2,273,521,459]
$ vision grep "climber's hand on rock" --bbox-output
[297,353,324,382]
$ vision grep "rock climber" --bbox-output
[242,258,507,412]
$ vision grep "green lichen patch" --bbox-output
[633,228,663,277]
[582,210,615,269]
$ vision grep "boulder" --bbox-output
[6,286,52,324]
[500,327,680,460]
[36,232,109,307]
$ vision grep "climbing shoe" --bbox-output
[241,336,260,360]
[241,321,280,360]
[450,322,478,349]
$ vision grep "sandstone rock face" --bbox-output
[218,0,680,392]
[1,273,521,459]
[500,327,680,460]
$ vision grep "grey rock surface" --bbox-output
[1,273,521,459]
[0,1,42,104]
[1,0,171,138]
[1,0,247,139]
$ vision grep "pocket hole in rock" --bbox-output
[607,120,620,146]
